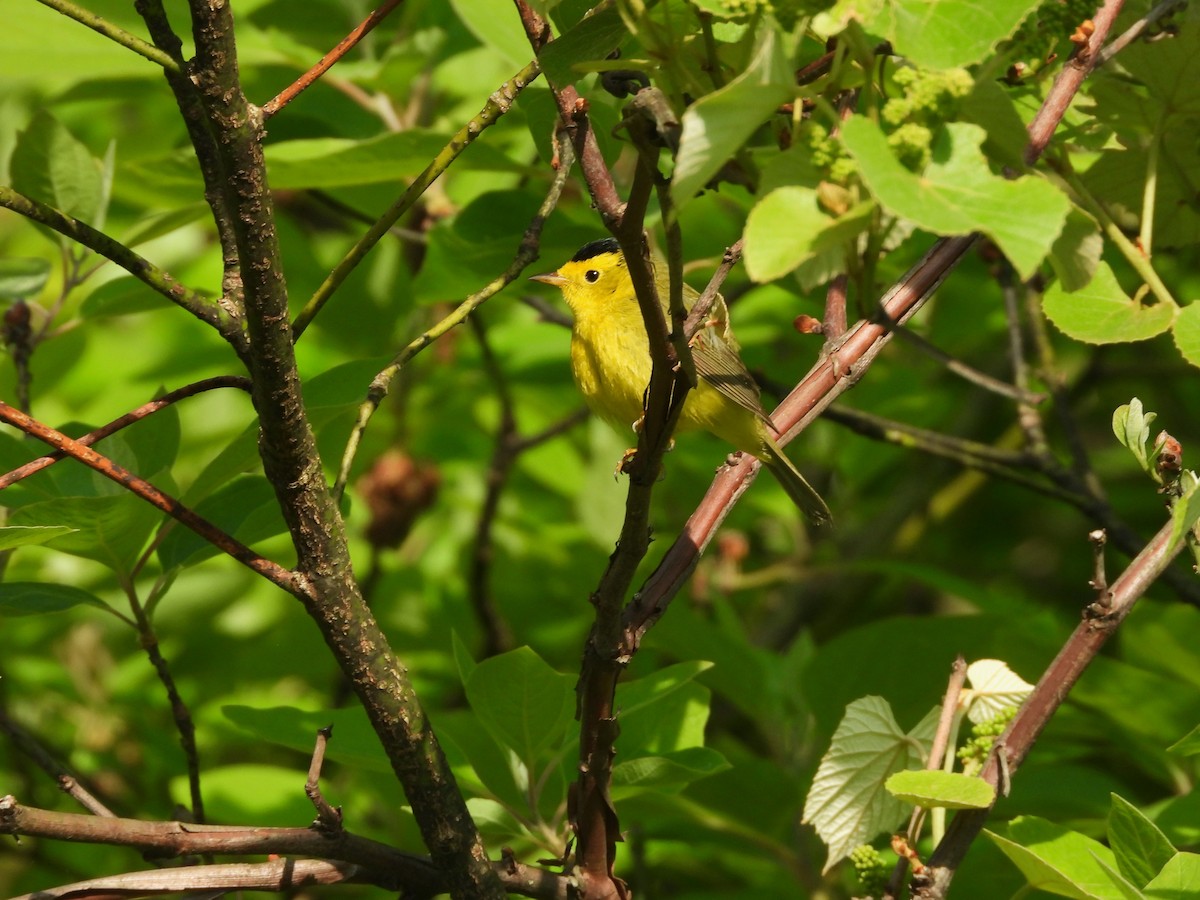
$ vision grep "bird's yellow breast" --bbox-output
[568,292,766,456]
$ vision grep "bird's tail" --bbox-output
[760,438,832,526]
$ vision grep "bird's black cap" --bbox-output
[571,237,622,262]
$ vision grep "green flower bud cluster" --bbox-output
[801,121,857,185]
[849,843,890,894]
[957,705,1019,777]
[881,65,974,172]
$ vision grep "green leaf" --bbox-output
[10,110,105,228]
[743,187,874,282]
[171,764,314,826]
[1112,398,1155,471]
[0,525,78,550]
[1044,262,1177,345]
[538,2,628,86]
[1167,723,1200,756]
[841,118,1069,278]
[464,646,575,767]
[987,816,1129,900]
[0,257,51,300]
[962,658,1033,724]
[618,677,712,757]
[672,23,792,209]
[435,709,526,811]
[814,0,1042,69]
[449,0,536,68]
[264,131,518,190]
[885,769,995,809]
[9,494,161,574]
[1094,855,1152,900]
[1172,302,1200,368]
[1144,853,1200,899]
[1109,794,1178,888]
[802,696,937,872]
[0,582,108,616]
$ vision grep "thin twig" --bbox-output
[332,131,575,501]
[0,401,299,594]
[262,0,406,118]
[823,273,848,344]
[683,239,744,341]
[35,0,181,72]
[1095,0,1186,66]
[305,726,344,832]
[124,586,206,825]
[0,376,251,489]
[885,656,968,899]
[886,315,1043,404]
[293,58,542,339]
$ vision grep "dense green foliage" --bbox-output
[2,1,1199,897]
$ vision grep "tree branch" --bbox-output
[1024,0,1126,165]
[181,4,503,895]
[0,796,573,899]
[917,517,1187,897]
[0,400,299,592]
[0,376,251,490]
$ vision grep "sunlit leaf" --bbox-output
[962,658,1033,724]
[802,696,937,872]
[1044,263,1176,345]
[885,769,995,809]
[841,118,1069,278]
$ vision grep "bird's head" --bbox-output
[530,238,632,313]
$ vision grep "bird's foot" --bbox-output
[615,448,639,478]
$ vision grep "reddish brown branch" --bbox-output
[0,376,251,489]
[513,1,624,225]
[0,401,299,595]
[623,235,979,649]
[262,0,406,118]
[1024,0,1125,165]
[917,518,1186,897]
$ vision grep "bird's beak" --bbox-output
[529,271,566,286]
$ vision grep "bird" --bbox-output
[530,237,830,525]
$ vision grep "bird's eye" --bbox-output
[584,269,600,283]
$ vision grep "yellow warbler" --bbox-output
[531,238,830,525]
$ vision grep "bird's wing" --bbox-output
[690,323,774,427]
